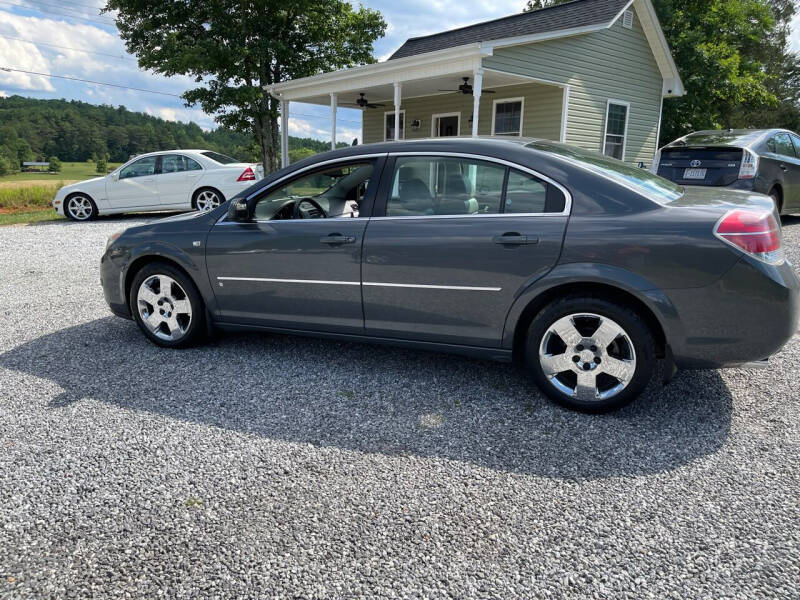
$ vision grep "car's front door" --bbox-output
[361,154,570,348]
[106,156,159,209]
[205,156,385,333]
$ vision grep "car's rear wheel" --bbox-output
[193,188,224,212]
[129,262,205,348]
[526,296,655,412]
[65,194,98,221]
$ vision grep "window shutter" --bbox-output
[623,10,633,29]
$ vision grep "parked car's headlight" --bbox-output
[106,230,125,250]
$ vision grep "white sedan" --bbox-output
[53,150,264,221]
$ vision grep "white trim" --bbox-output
[654,95,664,161]
[560,86,570,143]
[363,282,502,292]
[491,97,525,137]
[431,112,462,137]
[603,99,631,161]
[280,99,289,168]
[330,93,337,150]
[218,277,360,286]
[383,109,406,142]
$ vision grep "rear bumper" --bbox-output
[664,257,799,369]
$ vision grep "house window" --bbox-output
[384,111,405,141]
[603,100,629,160]
[623,10,633,29]
[492,98,524,136]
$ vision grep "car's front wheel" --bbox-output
[65,194,98,221]
[129,262,205,348]
[526,296,655,412]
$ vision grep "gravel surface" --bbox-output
[1,214,799,599]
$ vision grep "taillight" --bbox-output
[237,166,256,182]
[713,209,784,264]
[738,148,758,179]
[649,149,661,174]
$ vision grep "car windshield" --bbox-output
[200,151,240,164]
[527,140,684,203]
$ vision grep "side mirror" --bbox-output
[111,172,119,181]
[227,199,250,221]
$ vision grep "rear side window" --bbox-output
[770,133,796,157]
[385,156,565,217]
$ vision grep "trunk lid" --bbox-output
[656,146,744,186]
[666,185,777,219]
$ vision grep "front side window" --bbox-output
[385,112,405,141]
[493,99,523,136]
[386,157,505,217]
[603,101,629,160]
[253,162,373,220]
[770,133,795,157]
[119,156,157,179]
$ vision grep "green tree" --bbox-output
[96,157,108,174]
[288,147,316,163]
[48,156,62,172]
[0,156,11,176]
[105,0,386,173]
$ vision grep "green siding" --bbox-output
[482,9,663,165]
[362,81,564,143]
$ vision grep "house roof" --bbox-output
[389,0,631,60]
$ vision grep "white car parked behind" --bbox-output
[53,150,264,221]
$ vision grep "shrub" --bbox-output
[48,156,62,172]
[96,158,108,174]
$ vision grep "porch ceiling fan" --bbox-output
[341,93,385,109]
[438,76,496,95]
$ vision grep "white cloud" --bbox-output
[0,90,7,97]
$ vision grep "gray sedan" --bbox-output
[101,139,799,412]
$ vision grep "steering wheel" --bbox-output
[292,197,327,219]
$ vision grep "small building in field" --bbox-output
[266,0,683,168]
[22,161,50,172]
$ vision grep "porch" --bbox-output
[264,46,568,168]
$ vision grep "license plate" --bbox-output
[683,168,707,179]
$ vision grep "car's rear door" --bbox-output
[204,155,386,333]
[361,153,569,348]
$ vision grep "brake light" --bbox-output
[713,209,784,264]
[237,166,256,182]
[738,148,758,179]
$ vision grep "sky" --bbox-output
[1,1,799,143]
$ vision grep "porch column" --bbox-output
[280,98,289,168]
[330,93,337,150]
[393,81,402,141]
[471,68,483,137]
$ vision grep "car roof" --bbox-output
[667,129,794,148]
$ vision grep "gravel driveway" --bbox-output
[1,214,799,599]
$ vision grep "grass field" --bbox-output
[0,162,119,226]
[0,161,122,183]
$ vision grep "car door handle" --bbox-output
[320,234,356,245]
[141,178,154,182]
[493,233,538,245]
[780,163,789,172]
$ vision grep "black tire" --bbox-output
[64,193,98,221]
[525,295,656,413]
[129,262,205,348]
[769,187,783,215]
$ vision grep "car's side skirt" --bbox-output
[215,321,513,362]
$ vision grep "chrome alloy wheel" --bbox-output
[538,313,636,402]
[136,275,193,341]
[195,190,221,211]
[66,195,94,220]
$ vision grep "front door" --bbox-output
[362,154,569,347]
[106,155,159,210]
[205,157,385,333]
[433,114,460,137]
